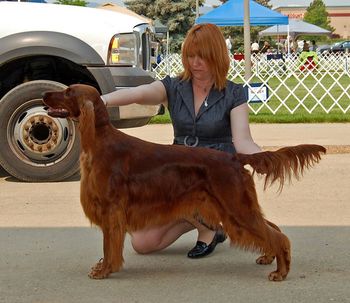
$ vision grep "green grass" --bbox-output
[151,73,350,124]
[150,111,172,124]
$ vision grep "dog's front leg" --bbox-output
[89,207,126,279]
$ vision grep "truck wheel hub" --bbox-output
[13,105,71,162]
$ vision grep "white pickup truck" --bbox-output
[0,1,160,182]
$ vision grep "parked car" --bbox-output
[316,44,332,55]
[329,40,350,53]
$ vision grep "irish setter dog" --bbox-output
[42,84,326,281]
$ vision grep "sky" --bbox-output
[205,0,221,6]
[47,0,346,10]
[205,0,282,7]
[88,0,338,9]
[204,0,342,8]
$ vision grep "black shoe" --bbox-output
[187,231,227,259]
[216,230,227,244]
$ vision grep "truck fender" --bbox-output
[0,31,105,65]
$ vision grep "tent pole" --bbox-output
[277,25,279,53]
[244,0,252,80]
[287,24,290,55]
[166,31,169,75]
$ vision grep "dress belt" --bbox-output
[174,136,232,147]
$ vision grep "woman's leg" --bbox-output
[131,219,224,257]
[131,219,194,254]
[189,219,216,244]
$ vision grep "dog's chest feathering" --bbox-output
[79,151,103,224]
[80,151,93,172]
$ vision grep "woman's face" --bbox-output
[187,55,212,81]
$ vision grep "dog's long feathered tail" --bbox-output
[236,144,326,191]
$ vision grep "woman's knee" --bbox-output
[130,221,193,254]
[130,231,162,254]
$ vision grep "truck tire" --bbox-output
[0,80,80,182]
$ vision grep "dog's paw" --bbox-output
[88,260,111,279]
[88,267,111,279]
[268,270,287,282]
[90,258,103,271]
[256,254,275,265]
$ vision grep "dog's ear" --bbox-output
[81,100,94,111]
[79,100,96,146]
[80,100,95,122]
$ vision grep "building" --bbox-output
[271,0,350,38]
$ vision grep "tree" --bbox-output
[124,0,155,17]
[125,0,204,52]
[303,0,335,34]
[54,0,88,6]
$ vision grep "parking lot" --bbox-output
[1,123,350,303]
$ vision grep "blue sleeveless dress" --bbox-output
[160,76,247,154]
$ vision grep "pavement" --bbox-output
[0,123,350,303]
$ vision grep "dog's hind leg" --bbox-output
[265,226,291,281]
[89,207,126,279]
[222,214,291,281]
[256,219,281,265]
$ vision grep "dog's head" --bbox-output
[42,84,101,119]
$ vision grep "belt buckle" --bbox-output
[184,135,199,147]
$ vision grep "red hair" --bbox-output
[180,23,230,91]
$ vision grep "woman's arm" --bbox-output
[230,103,262,154]
[101,80,168,107]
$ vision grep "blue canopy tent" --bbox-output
[196,0,288,27]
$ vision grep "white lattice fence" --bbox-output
[153,53,350,114]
